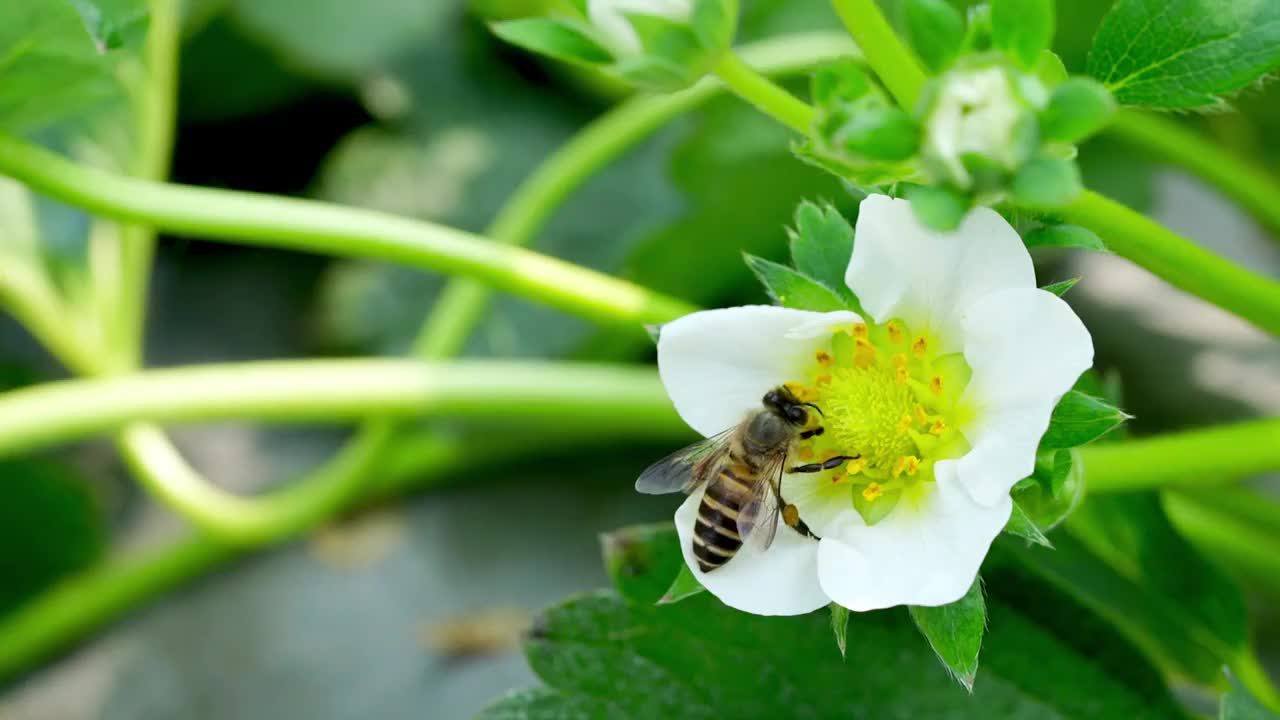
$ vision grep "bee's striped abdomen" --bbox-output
[692,467,751,572]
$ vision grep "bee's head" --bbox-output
[762,386,821,427]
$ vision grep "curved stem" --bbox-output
[0,136,696,331]
[711,52,814,135]
[1059,191,1280,336]
[830,0,927,109]
[413,31,855,359]
[1105,110,1280,241]
[0,359,683,542]
[1079,418,1280,493]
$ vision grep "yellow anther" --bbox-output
[892,455,921,478]
[914,404,930,425]
[815,373,832,387]
[897,413,913,434]
[886,321,904,344]
[852,323,869,339]
[895,366,909,385]
[892,353,908,369]
[797,445,815,461]
[815,350,833,367]
[830,470,846,484]
[930,419,948,436]
[784,382,816,402]
[845,457,867,475]
[912,336,928,358]
[862,482,884,501]
[929,375,944,396]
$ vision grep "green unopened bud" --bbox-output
[920,64,1041,189]
[1010,153,1083,207]
[839,105,920,163]
[1039,77,1116,144]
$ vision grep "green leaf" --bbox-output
[659,563,705,605]
[829,603,850,658]
[1040,77,1116,144]
[1086,0,1280,109]
[837,105,920,162]
[1040,390,1129,449]
[484,524,1186,718]
[788,201,858,307]
[743,253,849,312]
[1011,155,1083,208]
[491,17,612,66]
[991,0,1055,68]
[1014,492,1250,685]
[602,522,687,605]
[1024,223,1108,252]
[903,0,966,72]
[904,184,970,231]
[1222,676,1280,720]
[0,458,105,614]
[1004,501,1054,547]
[0,0,147,133]
[909,579,986,692]
[1041,278,1080,297]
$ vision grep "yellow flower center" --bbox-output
[787,319,975,525]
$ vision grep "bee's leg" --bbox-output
[781,503,820,539]
[789,454,859,474]
[798,426,824,440]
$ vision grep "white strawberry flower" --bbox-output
[657,194,1093,615]
[586,0,692,56]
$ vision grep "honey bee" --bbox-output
[636,386,858,572]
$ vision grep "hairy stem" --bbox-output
[1079,418,1280,493]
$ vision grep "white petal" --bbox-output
[954,287,1094,506]
[845,195,1035,353]
[815,470,1010,611]
[675,488,830,616]
[657,306,860,438]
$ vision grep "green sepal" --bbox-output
[1003,501,1054,547]
[1040,77,1115,145]
[838,105,920,163]
[1039,278,1079,297]
[830,603,851,658]
[811,58,875,108]
[612,54,691,91]
[904,0,966,72]
[690,0,737,53]
[904,184,970,231]
[1033,50,1069,88]
[490,17,612,66]
[852,484,902,526]
[1012,448,1083,533]
[1010,154,1082,208]
[990,0,1054,68]
[909,578,986,692]
[788,201,861,308]
[659,563,706,604]
[743,253,849,312]
[1024,223,1107,252]
[1040,390,1130,450]
[790,140,918,191]
[1221,673,1280,719]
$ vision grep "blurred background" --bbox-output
[1,0,1278,717]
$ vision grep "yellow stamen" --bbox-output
[815,373,832,387]
[892,455,920,478]
[852,323,868,340]
[892,353,908,369]
[929,375,944,396]
[897,413,913,434]
[930,419,948,436]
[845,457,868,475]
[815,350,833,367]
[914,403,930,425]
[784,382,816,402]
[830,470,846,484]
[912,336,928,358]
[895,366,909,385]
[862,482,884,501]
[886,321,903,344]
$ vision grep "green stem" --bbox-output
[1059,191,1280,336]
[0,135,695,331]
[711,52,815,135]
[116,0,180,366]
[830,0,927,108]
[0,359,683,542]
[1105,110,1280,241]
[415,32,852,359]
[1079,418,1280,493]
[1164,487,1280,597]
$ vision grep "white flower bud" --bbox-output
[923,66,1039,189]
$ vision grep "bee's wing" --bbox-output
[635,429,732,495]
[735,449,787,552]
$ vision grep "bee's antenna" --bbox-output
[803,402,824,417]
